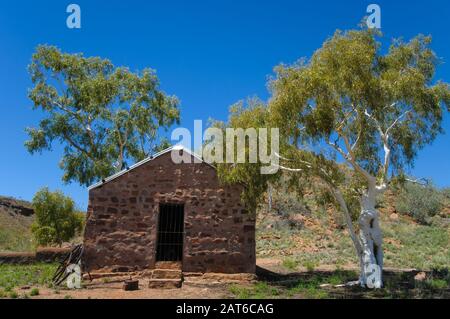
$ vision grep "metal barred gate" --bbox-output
[156,203,185,262]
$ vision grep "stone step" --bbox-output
[148,278,182,289]
[152,269,182,279]
[155,261,182,270]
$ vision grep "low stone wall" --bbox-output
[0,252,35,264]
[0,247,72,265]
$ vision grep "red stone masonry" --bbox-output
[83,150,256,274]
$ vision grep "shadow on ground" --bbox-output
[255,266,450,299]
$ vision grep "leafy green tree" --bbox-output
[270,29,450,288]
[26,45,180,186]
[214,99,280,211]
[31,188,84,246]
[219,29,450,288]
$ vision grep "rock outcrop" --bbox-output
[0,196,34,217]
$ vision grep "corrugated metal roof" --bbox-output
[87,146,209,190]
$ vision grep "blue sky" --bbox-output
[0,0,449,209]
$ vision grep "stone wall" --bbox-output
[83,151,256,274]
[0,247,72,265]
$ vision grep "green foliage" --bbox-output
[282,258,299,270]
[270,29,450,180]
[31,188,83,246]
[441,188,450,200]
[268,178,312,230]
[215,99,280,211]
[229,282,281,299]
[303,261,317,272]
[287,276,331,299]
[267,28,450,230]
[0,264,57,290]
[395,183,444,224]
[218,28,450,231]
[414,269,450,292]
[372,218,449,270]
[8,291,18,299]
[30,288,40,296]
[26,45,180,186]
[424,278,448,290]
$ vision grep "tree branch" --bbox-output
[364,109,385,137]
[327,138,375,183]
[53,101,80,119]
[386,110,411,134]
[274,152,313,168]
[351,129,362,151]
[62,131,94,160]
[330,187,363,256]
[54,101,99,157]
[363,108,395,185]
[272,164,303,172]
[405,177,430,186]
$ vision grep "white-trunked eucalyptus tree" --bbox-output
[269,29,450,288]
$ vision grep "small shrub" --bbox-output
[31,188,83,246]
[269,184,311,230]
[30,288,40,296]
[303,261,317,272]
[64,295,72,299]
[228,285,250,299]
[0,289,5,298]
[9,291,18,299]
[282,258,299,270]
[441,188,450,200]
[426,279,448,290]
[395,183,444,225]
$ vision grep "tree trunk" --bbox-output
[267,183,273,213]
[357,187,384,288]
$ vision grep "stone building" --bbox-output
[83,147,256,276]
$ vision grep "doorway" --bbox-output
[156,203,185,262]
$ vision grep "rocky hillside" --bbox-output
[256,185,450,272]
[0,196,35,252]
[0,196,34,217]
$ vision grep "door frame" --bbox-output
[155,202,185,264]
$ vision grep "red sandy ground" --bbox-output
[30,283,231,299]
[25,260,281,299]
